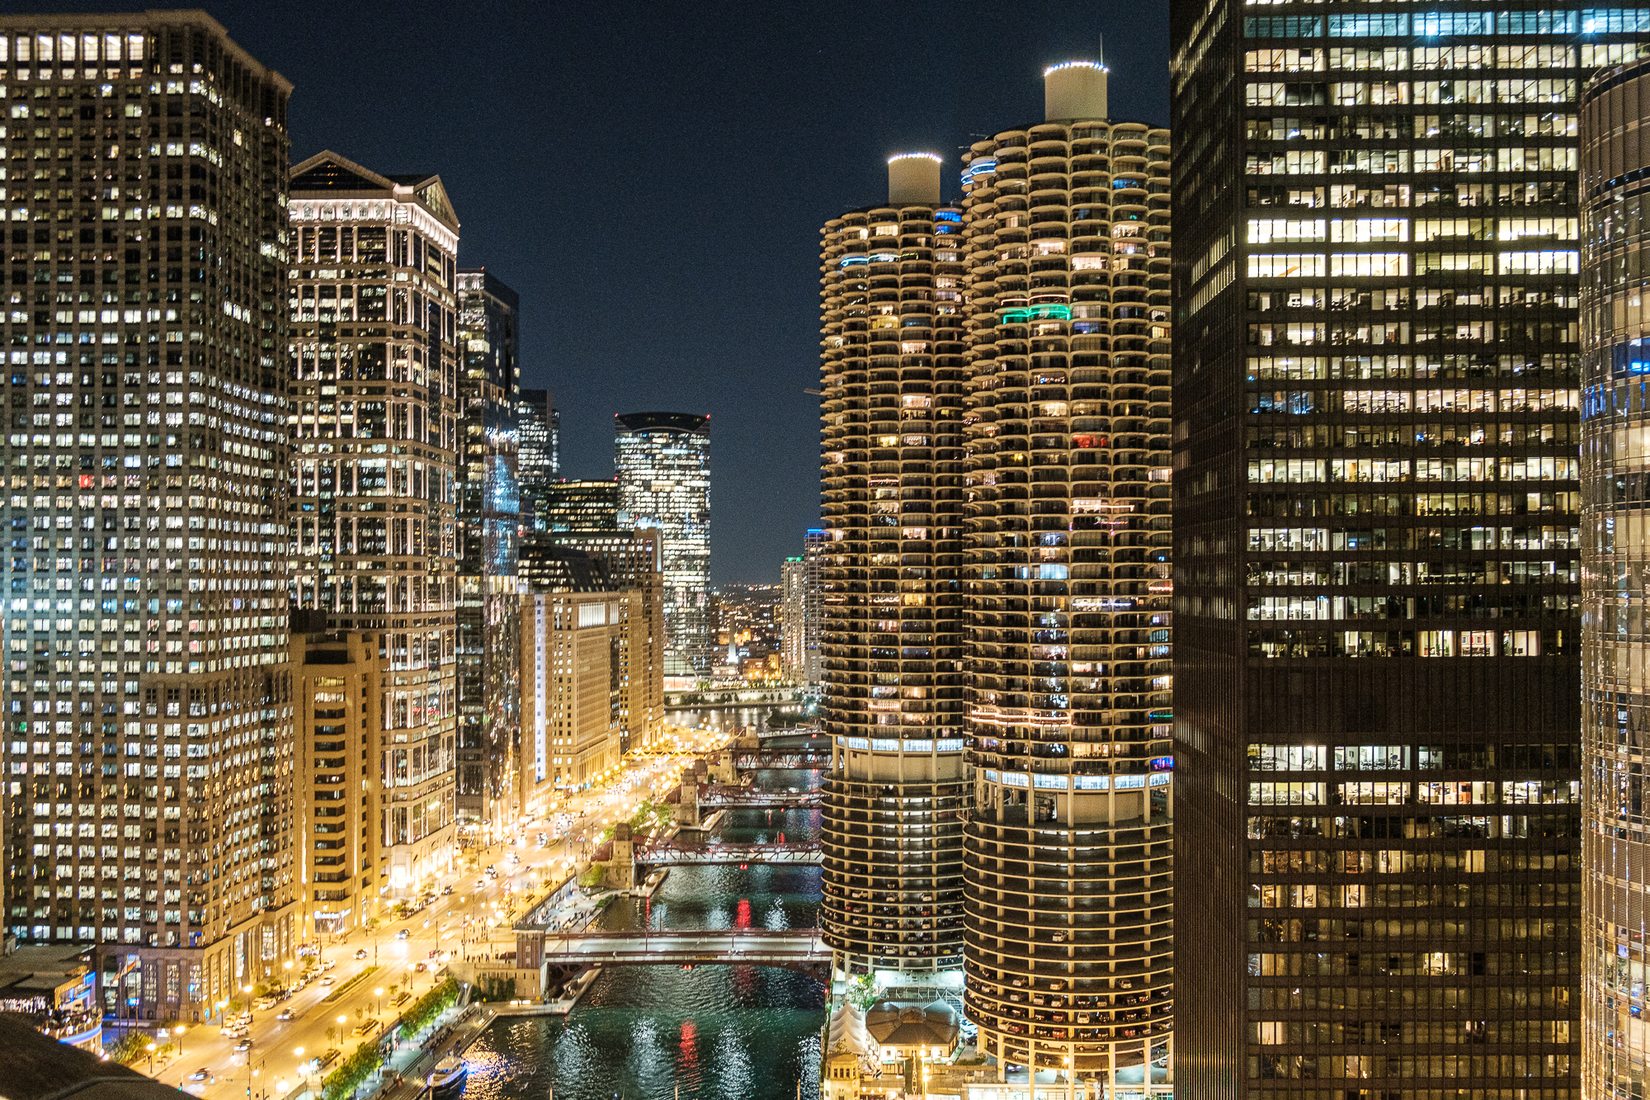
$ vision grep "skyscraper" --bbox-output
[818,155,968,977]
[533,528,666,754]
[455,269,521,845]
[1581,54,1650,1100]
[961,63,1173,1090]
[615,412,711,681]
[518,549,625,802]
[1170,6,1648,1095]
[289,151,461,897]
[516,388,560,532]
[0,11,297,1021]
[781,532,825,691]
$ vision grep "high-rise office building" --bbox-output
[1581,54,1650,1100]
[289,151,461,897]
[455,269,521,845]
[961,63,1173,1090]
[518,545,656,801]
[539,478,621,536]
[535,529,666,754]
[615,412,712,681]
[818,154,968,976]
[1171,6,1648,1096]
[0,11,298,1021]
[516,388,560,532]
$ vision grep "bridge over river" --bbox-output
[699,785,821,808]
[732,748,829,770]
[636,841,821,867]
[537,929,829,967]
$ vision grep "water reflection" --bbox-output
[465,761,827,1100]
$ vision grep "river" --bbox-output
[461,759,827,1100]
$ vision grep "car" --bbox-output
[276,1008,294,1021]
[354,948,369,960]
[428,948,440,959]
[320,958,336,971]
[319,975,335,987]
[187,1068,214,1084]
[414,961,427,973]
[395,928,410,940]
[474,879,485,890]
[233,1038,252,1053]
[441,884,453,896]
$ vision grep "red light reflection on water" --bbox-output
[735,898,752,929]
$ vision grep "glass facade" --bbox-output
[818,158,969,975]
[1581,54,1650,1100]
[1171,3,1650,1096]
[0,12,297,1020]
[614,412,711,680]
[289,153,461,897]
[516,387,559,532]
[961,66,1174,1089]
[455,269,521,845]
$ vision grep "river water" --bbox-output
[463,744,827,1100]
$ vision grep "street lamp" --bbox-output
[173,1024,186,1056]
[373,986,384,1016]
[144,1041,157,1074]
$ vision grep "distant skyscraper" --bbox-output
[615,412,712,680]
[456,269,521,844]
[961,63,1173,1091]
[1581,55,1650,1100]
[289,151,461,896]
[516,388,560,531]
[539,478,621,536]
[1171,6,1648,1096]
[0,11,297,1021]
[818,155,968,977]
[781,533,824,690]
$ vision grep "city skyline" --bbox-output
[8,3,1650,1098]
[13,0,1170,586]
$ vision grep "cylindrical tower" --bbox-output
[1582,56,1650,1100]
[819,153,969,975]
[961,61,1173,1091]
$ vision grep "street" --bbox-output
[140,728,728,1098]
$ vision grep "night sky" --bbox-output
[31,1,1170,583]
